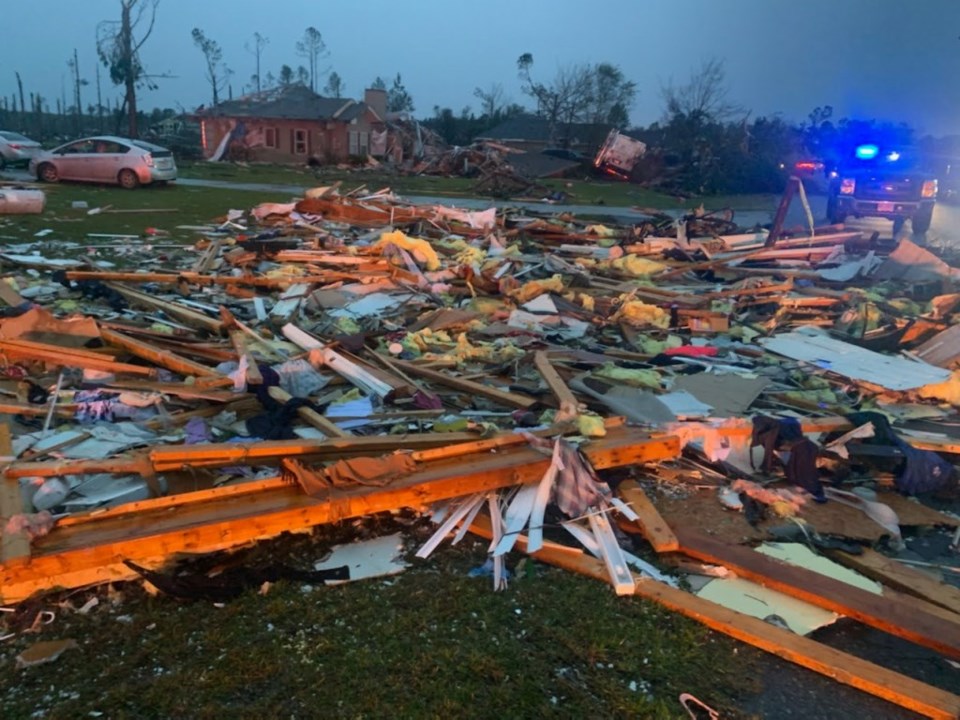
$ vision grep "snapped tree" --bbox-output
[96,0,160,138]
[296,27,328,92]
[324,71,344,98]
[245,32,269,94]
[191,28,231,107]
[517,54,636,143]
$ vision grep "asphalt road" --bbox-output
[5,168,958,247]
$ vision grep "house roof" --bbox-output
[476,115,614,147]
[195,85,363,122]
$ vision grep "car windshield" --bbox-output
[0,131,30,142]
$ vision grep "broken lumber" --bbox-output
[468,518,960,720]
[672,526,960,660]
[99,328,222,379]
[0,426,679,603]
[391,359,537,410]
[615,479,679,552]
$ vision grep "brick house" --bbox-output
[194,85,388,164]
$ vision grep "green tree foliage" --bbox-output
[387,73,414,113]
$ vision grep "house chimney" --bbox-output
[364,88,388,119]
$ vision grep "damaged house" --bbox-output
[194,86,389,164]
[475,115,615,156]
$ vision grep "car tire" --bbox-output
[118,169,140,190]
[912,206,933,235]
[38,163,59,183]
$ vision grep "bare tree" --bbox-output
[324,71,344,98]
[473,83,506,118]
[96,0,160,138]
[518,54,598,141]
[67,49,89,135]
[660,57,742,123]
[245,32,269,93]
[191,28,231,106]
[15,72,25,130]
[295,27,328,92]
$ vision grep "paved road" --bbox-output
[4,169,957,245]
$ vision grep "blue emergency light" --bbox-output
[855,144,879,160]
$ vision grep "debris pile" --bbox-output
[1,184,959,717]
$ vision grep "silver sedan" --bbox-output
[30,135,177,189]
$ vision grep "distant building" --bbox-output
[475,115,615,155]
[193,86,388,164]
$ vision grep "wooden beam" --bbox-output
[614,479,679,552]
[0,424,29,562]
[391,359,537,410]
[0,339,156,378]
[0,428,679,603]
[265,386,349,439]
[99,328,222,378]
[468,518,960,720]
[672,526,960,660]
[829,548,960,617]
[534,350,579,421]
[107,284,224,335]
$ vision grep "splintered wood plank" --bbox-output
[0,428,679,603]
[830,548,960,617]
[534,350,579,421]
[673,526,960,660]
[467,517,960,720]
[266,386,349,438]
[615,479,679,552]
[391,359,536,410]
[99,328,222,378]
[0,424,29,562]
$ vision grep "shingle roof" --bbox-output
[195,85,356,121]
[476,115,613,147]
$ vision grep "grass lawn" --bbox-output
[178,161,779,212]
[0,521,759,719]
[0,182,297,244]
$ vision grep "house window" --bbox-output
[264,127,279,149]
[293,129,307,155]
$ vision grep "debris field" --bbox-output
[1,180,960,718]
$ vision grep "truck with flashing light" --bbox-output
[826,143,938,234]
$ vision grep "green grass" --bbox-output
[0,522,758,719]
[0,182,296,244]
[178,161,779,212]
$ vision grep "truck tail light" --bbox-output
[921,180,938,198]
[840,178,856,195]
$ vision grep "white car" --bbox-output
[0,130,43,170]
[29,135,177,189]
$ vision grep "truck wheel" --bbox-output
[912,206,933,235]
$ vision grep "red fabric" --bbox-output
[662,346,718,357]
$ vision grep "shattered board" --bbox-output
[695,577,839,635]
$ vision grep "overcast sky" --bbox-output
[2,0,958,135]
